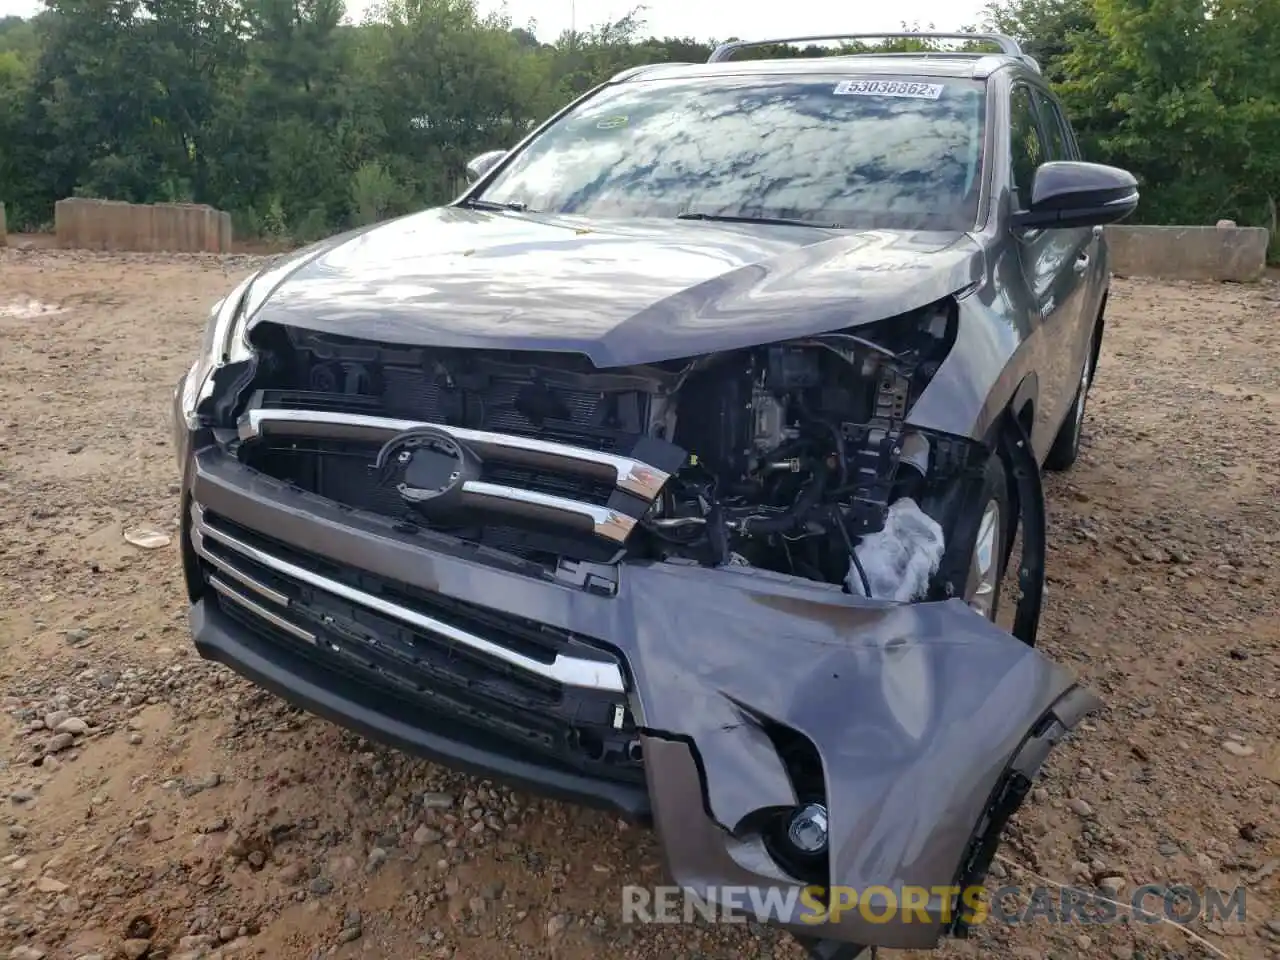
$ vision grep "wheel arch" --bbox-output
[995,407,1046,646]
[994,375,1039,566]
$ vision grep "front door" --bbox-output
[1008,83,1093,459]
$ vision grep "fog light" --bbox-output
[786,802,829,855]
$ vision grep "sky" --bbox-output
[0,0,990,41]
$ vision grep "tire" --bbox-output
[1044,337,1097,472]
[933,454,1010,622]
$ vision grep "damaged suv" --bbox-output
[172,32,1137,960]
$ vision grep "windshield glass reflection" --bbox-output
[479,76,986,231]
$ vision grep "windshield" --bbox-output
[476,75,987,231]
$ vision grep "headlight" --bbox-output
[178,272,259,429]
[176,250,320,429]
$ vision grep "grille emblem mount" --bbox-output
[375,427,483,515]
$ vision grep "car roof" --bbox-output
[612,54,1037,85]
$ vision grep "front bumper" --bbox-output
[174,394,1100,951]
[189,597,651,814]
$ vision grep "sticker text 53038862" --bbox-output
[832,80,945,99]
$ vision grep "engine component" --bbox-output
[841,361,915,536]
[671,349,856,489]
[899,432,931,477]
[669,357,757,483]
[767,345,822,388]
[642,305,961,586]
[751,390,788,455]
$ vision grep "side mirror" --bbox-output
[465,150,507,184]
[1011,161,1139,230]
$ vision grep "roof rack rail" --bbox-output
[707,31,1025,63]
[609,63,694,83]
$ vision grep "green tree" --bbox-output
[0,0,1274,250]
[982,0,1098,80]
[357,0,550,205]
[1057,0,1280,227]
[0,48,29,219]
[15,0,243,210]
[206,0,358,234]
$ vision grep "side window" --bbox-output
[1033,89,1074,161]
[1008,85,1045,209]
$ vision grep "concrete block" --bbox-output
[54,197,232,253]
[1106,224,1270,283]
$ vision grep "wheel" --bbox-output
[1044,344,1095,472]
[933,454,1009,621]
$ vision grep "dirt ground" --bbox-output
[1,247,1278,960]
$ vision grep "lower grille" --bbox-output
[190,503,643,781]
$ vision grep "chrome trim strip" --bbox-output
[460,481,636,543]
[1103,192,1139,207]
[195,512,627,693]
[192,526,293,608]
[208,575,317,645]
[237,408,418,443]
[237,408,670,501]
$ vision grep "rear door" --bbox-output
[1008,82,1092,457]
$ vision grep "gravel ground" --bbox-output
[1,248,1278,960]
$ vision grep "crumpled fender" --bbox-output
[618,560,1100,949]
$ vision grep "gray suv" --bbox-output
[172,32,1137,960]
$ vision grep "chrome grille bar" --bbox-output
[237,408,671,501]
[458,481,636,542]
[191,505,627,693]
[208,575,317,645]
[195,529,292,608]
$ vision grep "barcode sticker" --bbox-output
[833,79,945,99]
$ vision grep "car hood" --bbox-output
[248,207,982,366]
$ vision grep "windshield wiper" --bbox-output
[460,197,530,212]
[677,212,843,229]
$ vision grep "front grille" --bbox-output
[241,438,625,566]
[232,389,687,569]
[191,504,643,781]
[245,438,615,513]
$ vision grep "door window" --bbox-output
[1033,89,1075,162]
[1009,85,1046,210]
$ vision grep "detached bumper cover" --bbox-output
[631,583,1097,947]
[179,440,1100,951]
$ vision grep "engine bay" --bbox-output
[654,303,959,587]
[229,299,981,599]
